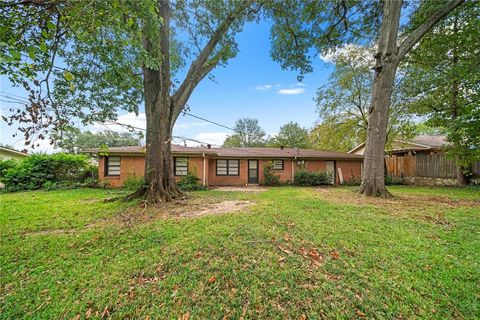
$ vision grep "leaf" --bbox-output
[46,21,56,30]
[63,71,75,82]
[101,306,110,319]
[330,250,339,260]
[9,49,21,60]
[39,43,47,52]
[207,276,216,283]
[85,308,92,318]
[181,312,190,320]
[28,48,36,60]
[356,310,366,318]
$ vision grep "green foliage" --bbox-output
[261,162,281,186]
[177,174,207,191]
[401,1,480,172]
[223,118,266,147]
[1,153,97,192]
[0,159,17,178]
[122,175,145,191]
[268,122,310,149]
[384,175,406,186]
[54,128,143,154]
[311,45,413,152]
[294,170,332,186]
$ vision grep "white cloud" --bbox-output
[174,121,209,130]
[319,44,375,67]
[277,87,306,95]
[255,84,273,91]
[13,137,56,154]
[187,132,228,147]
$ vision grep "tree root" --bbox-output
[358,182,393,198]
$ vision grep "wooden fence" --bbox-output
[385,154,458,179]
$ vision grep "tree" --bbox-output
[1,0,262,203]
[54,128,143,154]
[400,1,480,184]
[224,118,266,147]
[313,45,413,152]
[268,0,464,197]
[269,121,310,149]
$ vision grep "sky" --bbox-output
[0,20,335,152]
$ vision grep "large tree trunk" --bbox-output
[359,0,402,198]
[128,67,183,204]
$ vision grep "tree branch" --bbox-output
[398,0,464,60]
[172,1,252,118]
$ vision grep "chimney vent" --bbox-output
[207,144,211,149]
[280,146,284,150]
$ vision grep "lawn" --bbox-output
[1,186,479,319]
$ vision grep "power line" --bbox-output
[182,111,235,131]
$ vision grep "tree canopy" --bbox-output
[269,121,310,149]
[223,118,266,147]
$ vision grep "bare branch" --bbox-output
[398,0,464,60]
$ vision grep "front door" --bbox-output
[248,160,259,184]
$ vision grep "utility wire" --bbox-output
[182,111,235,131]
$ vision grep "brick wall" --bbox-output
[336,160,362,183]
[99,156,145,188]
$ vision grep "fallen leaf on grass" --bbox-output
[181,312,190,320]
[308,249,323,266]
[278,256,286,263]
[208,276,216,283]
[101,306,110,319]
[71,315,80,320]
[300,314,307,320]
[85,308,92,318]
[330,250,339,260]
[277,245,293,255]
[283,233,291,242]
[356,310,366,318]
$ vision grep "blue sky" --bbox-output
[0,20,334,152]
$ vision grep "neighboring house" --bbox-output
[84,145,363,187]
[349,135,480,185]
[0,146,29,160]
[348,135,447,156]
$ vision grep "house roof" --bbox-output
[348,135,447,154]
[83,145,363,160]
[0,146,29,157]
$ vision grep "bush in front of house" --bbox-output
[294,170,332,186]
[1,153,97,192]
[177,174,207,191]
[123,175,145,191]
[261,162,281,186]
[0,159,17,179]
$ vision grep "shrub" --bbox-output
[1,153,97,192]
[177,174,207,191]
[385,175,405,185]
[261,162,281,186]
[294,170,332,186]
[123,175,144,190]
[0,159,17,178]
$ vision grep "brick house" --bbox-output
[85,145,363,187]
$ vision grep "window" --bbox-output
[216,159,240,176]
[174,157,188,176]
[105,156,120,176]
[272,159,284,170]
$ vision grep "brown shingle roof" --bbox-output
[83,145,362,160]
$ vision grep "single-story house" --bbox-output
[349,135,480,185]
[0,146,29,161]
[348,135,447,156]
[84,145,363,187]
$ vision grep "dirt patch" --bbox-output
[212,186,268,192]
[174,200,253,217]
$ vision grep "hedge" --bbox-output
[1,153,97,192]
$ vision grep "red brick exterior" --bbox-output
[98,155,362,187]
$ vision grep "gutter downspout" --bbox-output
[202,153,206,186]
[292,157,296,182]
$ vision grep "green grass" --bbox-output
[1,186,479,319]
